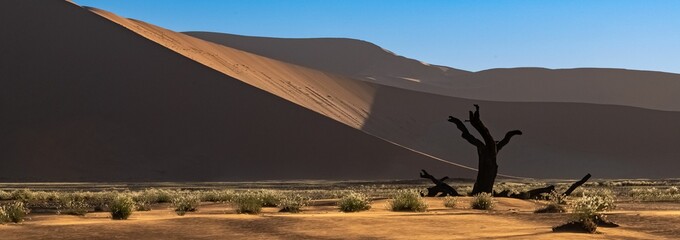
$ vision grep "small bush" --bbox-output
[59,198,91,216]
[0,201,30,223]
[471,192,494,210]
[443,196,457,208]
[534,203,566,213]
[109,195,135,220]
[257,190,283,207]
[172,193,201,216]
[0,190,11,200]
[200,190,235,203]
[571,194,614,222]
[87,191,114,212]
[388,190,427,212]
[337,192,371,212]
[233,192,263,214]
[278,194,310,213]
[543,190,567,204]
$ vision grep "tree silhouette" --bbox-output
[448,104,522,195]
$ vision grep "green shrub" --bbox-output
[443,196,457,208]
[471,192,494,210]
[10,189,35,201]
[59,198,91,216]
[571,194,614,221]
[171,193,201,216]
[534,203,566,213]
[257,190,282,207]
[109,195,135,220]
[200,190,235,203]
[278,194,310,213]
[233,192,263,214]
[0,190,12,200]
[388,190,428,212]
[0,201,30,223]
[543,190,567,204]
[337,192,371,212]
[86,191,114,212]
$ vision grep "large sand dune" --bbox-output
[188,32,680,112]
[1,0,679,180]
[0,0,453,181]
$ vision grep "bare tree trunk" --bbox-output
[563,173,591,196]
[448,105,522,195]
[419,169,461,197]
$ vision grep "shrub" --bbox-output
[543,190,567,204]
[388,190,427,212]
[571,194,614,222]
[257,190,282,207]
[171,193,201,216]
[10,189,35,201]
[337,192,371,212]
[443,196,457,208]
[0,201,30,223]
[109,195,135,220]
[629,187,680,202]
[471,192,494,210]
[59,198,91,216]
[0,190,12,200]
[278,194,310,213]
[200,190,235,203]
[233,192,263,214]
[534,203,566,213]
[87,191,114,212]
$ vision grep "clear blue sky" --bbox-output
[76,0,680,73]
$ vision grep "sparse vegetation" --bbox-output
[233,191,263,214]
[443,196,457,208]
[338,191,371,212]
[58,197,91,216]
[471,192,494,210]
[554,190,617,233]
[257,190,283,207]
[0,201,30,223]
[171,193,201,216]
[200,189,235,203]
[388,189,427,212]
[278,193,310,213]
[629,187,680,202]
[535,190,567,213]
[109,194,135,220]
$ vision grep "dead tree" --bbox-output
[496,173,592,200]
[419,169,461,197]
[563,173,591,196]
[448,104,522,195]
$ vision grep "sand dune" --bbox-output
[87,6,680,178]
[0,0,453,181]
[1,0,679,181]
[188,32,680,112]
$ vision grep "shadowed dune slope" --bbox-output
[188,32,680,112]
[0,0,456,181]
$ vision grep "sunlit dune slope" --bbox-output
[188,32,680,112]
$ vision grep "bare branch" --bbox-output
[496,130,523,151]
[448,116,484,147]
[467,105,496,148]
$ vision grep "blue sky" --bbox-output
[76,0,680,73]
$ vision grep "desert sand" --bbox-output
[1,198,676,239]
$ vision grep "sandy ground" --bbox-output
[2,198,676,239]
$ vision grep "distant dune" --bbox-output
[188,32,680,112]
[1,0,679,181]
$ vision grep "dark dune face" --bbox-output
[0,0,455,181]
